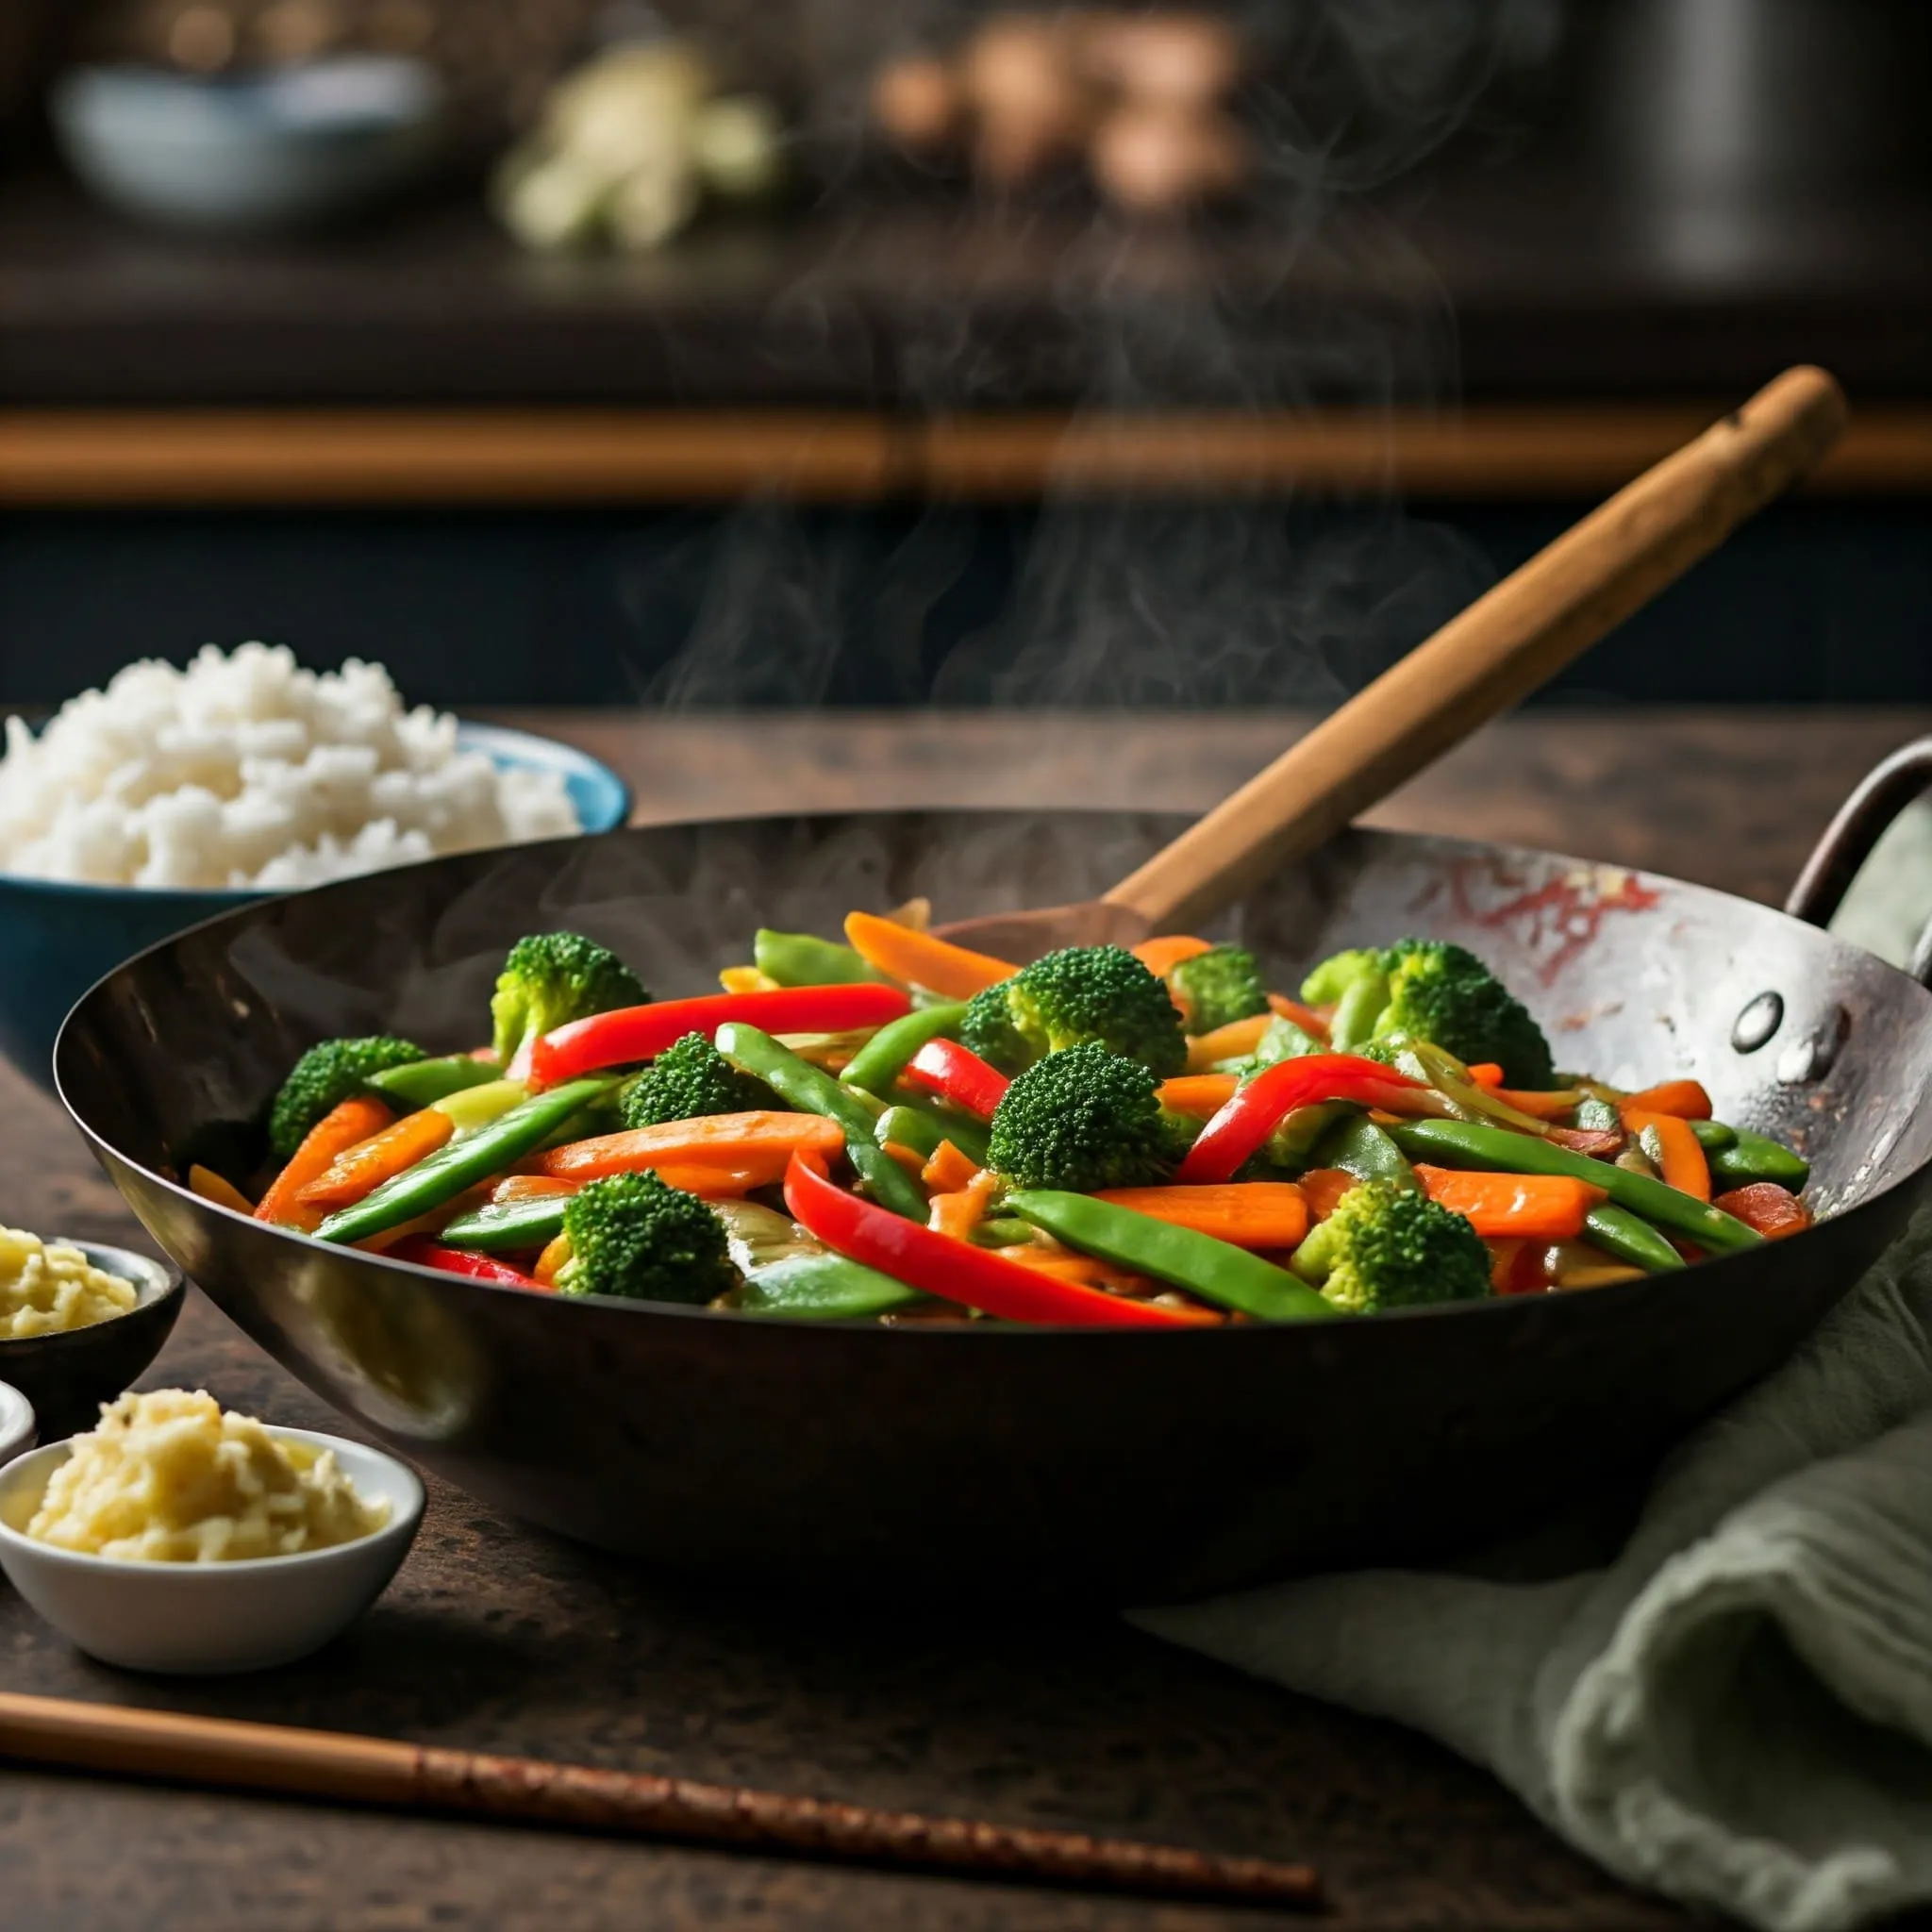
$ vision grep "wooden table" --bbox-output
[2,708,1919,1932]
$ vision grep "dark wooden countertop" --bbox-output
[2,708,1919,1932]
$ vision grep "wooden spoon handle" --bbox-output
[1102,365,1847,933]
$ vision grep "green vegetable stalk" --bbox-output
[841,1003,970,1096]
[754,929,881,988]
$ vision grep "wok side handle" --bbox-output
[1785,738,1932,988]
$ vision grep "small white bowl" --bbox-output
[0,1380,35,1471]
[0,1427,424,1674]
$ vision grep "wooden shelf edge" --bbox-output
[0,406,1925,505]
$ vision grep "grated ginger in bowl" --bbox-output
[0,642,581,890]
[26,1389,390,1562]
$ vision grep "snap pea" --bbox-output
[714,1200,921,1319]
[1327,971,1389,1051]
[368,1056,501,1109]
[969,1217,1037,1248]
[434,1079,529,1136]
[1312,1114,1419,1191]
[1708,1127,1810,1191]
[1688,1118,1738,1153]
[716,1024,928,1222]
[1385,1119,1763,1254]
[316,1076,614,1245]
[1583,1204,1685,1274]
[440,1194,569,1253]
[874,1101,991,1171]
[754,930,881,988]
[841,1003,970,1096]
[1003,1190,1341,1323]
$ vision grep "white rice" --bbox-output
[0,643,583,890]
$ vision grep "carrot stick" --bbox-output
[1132,936,1214,978]
[296,1107,456,1210]
[1091,1183,1308,1251]
[1465,1063,1505,1090]
[921,1139,982,1193]
[1493,1088,1587,1121]
[1266,994,1331,1039]
[189,1165,255,1215]
[1622,1079,1713,1120]
[1185,1014,1273,1071]
[254,1097,393,1232]
[928,1172,997,1241]
[491,1174,578,1204]
[1484,1238,1525,1291]
[1298,1168,1357,1223]
[536,1112,843,1182]
[1621,1110,1712,1200]
[1413,1165,1607,1241]
[1158,1074,1240,1118]
[843,911,1016,998]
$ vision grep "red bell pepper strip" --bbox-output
[783,1153,1200,1328]
[387,1236,549,1291]
[1176,1053,1429,1185]
[530,985,913,1087]
[900,1038,1011,1121]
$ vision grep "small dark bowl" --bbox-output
[0,1243,184,1440]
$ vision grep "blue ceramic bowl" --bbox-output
[51,58,442,234]
[0,721,629,1093]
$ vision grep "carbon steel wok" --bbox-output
[54,752,1932,1603]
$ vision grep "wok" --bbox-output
[54,746,1932,1602]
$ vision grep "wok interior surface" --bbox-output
[56,811,1932,1601]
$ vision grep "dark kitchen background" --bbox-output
[0,0,1926,710]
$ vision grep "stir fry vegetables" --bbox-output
[225,921,1816,1325]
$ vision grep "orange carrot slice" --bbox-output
[1465,1063,1505,1089]
[1185,1013,1273,1071]
[1622,1079,1713,1120]
[1132,935,1214,977]
[1091,1183,1307,1251]
[189,1164,255,1215]
[296,1107,455,1210]
[1158,1074,1240,1117]
[1298,1168,1357,1223]
[536,1111,842,1182]
[1413,1165,1607,1241]
[843,910,1016,998]
[535,1234,572,1287]
[921,1138,982,1193]
[1267,993,1331,1038]
[491,1174,578,1204]
[928,1171,997,1241]
[881,1141,927,1176]
[255,1097,393,1232]
[1493,1088,1587,1121]
[1621,1109,1712,1201]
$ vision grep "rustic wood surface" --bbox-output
[2,708,1922,1932]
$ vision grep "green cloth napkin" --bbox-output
[1136,833,1932,1932]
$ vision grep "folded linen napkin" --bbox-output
[1136,847,1932,1932]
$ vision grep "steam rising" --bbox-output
[616,0,1557,711]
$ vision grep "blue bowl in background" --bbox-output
[0,721,630,1094]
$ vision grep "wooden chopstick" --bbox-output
[0,1691,1323,1911]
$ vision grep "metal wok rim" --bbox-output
[55,811,1932,1341]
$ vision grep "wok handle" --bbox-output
[1786,739,1932,988]
[1101,365,1848,933]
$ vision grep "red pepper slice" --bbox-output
[783,1153,1200,1328]
[388,1237,549,1291]
[1175,1053,1429,1185]
[1711,1182,1814,1241]
[531,985,914,1087]
[900,1038,1011,1121]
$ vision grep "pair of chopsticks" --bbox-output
[0,1691,1322,1910]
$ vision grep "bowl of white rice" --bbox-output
[0,644,629,1091]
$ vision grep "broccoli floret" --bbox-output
[985,1041,1188,1191]
[1290,1176,1492,1313]
[1300,938,1553,1088]
[555,1171,738,1304]
[269,1036,425,1159]
[1376,939,1553,1089]
[959,945,1186,1078]
[490,932,649,1069]
[1169,944,1269,1035]
[621,1031,773,1129]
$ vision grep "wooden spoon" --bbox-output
[937,364,1846,960]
